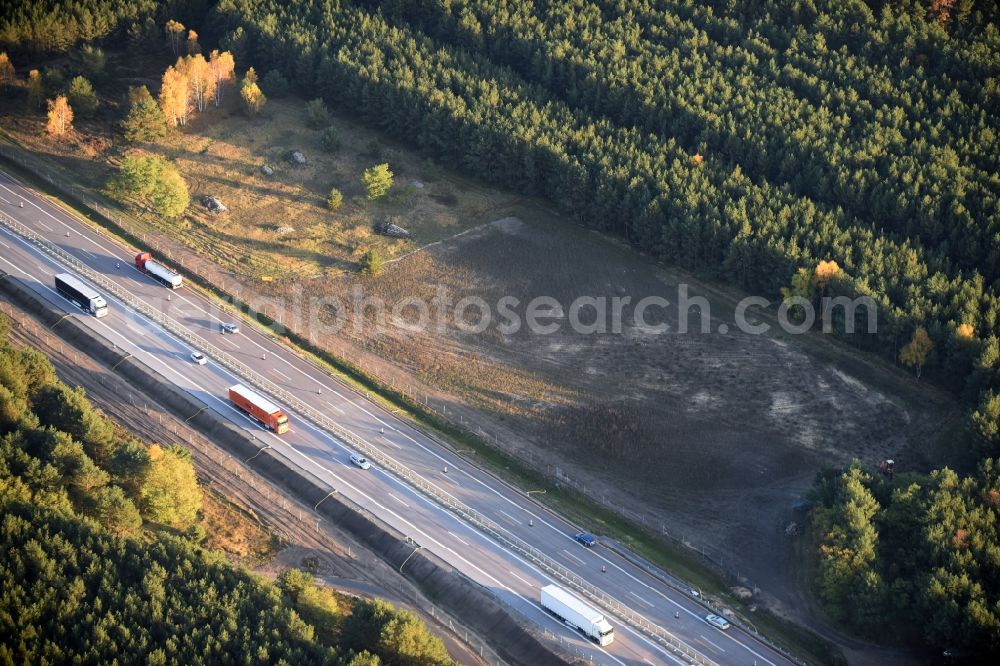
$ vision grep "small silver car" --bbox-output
[705,614,731,630]
[190,351,207,365]
[220,322,240,334]
[349,453,371,470]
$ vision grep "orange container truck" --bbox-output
[228,384,290,434]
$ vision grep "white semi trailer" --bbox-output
[540,585,614,646]
[54,273,108,317]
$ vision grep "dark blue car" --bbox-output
[574,532,597,547]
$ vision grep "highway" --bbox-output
[0,168,795,666]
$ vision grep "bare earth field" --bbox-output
[300,212,958,616]
[1,85,958,632]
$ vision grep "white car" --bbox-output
[190,351,207,365]
[349,453,371,470]
[705,614,731,630]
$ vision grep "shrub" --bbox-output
[360,249,384,275]
[320,126,341,152]
[240,68,266,116]
[305,98,331,129]
[362,163,393,200]
[68,75,98,116]
[106,155,189,218]
[327,188,344,211]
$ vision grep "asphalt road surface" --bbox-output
[0,168,796,666]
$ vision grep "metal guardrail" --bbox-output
[0,212,715,666]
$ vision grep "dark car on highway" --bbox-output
[574,532,597,547]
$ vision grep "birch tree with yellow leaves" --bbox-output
[900,327,934,379]
[158,65,189,127]
[179,54,214,113]
[208,50,236,106]
[46,95,73,137]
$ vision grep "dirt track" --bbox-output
[0,299,493,666]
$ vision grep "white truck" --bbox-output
[540,585,614,646]
[54,273,108,317]
[134,252,182,289]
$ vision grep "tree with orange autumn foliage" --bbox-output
[930,0,957,25]
[240,68,266,116]
[165,20,185,56]
[180,54,214,113]
[46,95,74,137]
[814,260,842,289]
[159,65,190,127]
[208,50,236,106]
[781,259,844,324]
[0,52,14,88]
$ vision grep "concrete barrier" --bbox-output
[0,271,566,666]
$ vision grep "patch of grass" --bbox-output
[155,97,511,278]
[200,488,285,566]
[752,608,845,666]
[2,93,514,281]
